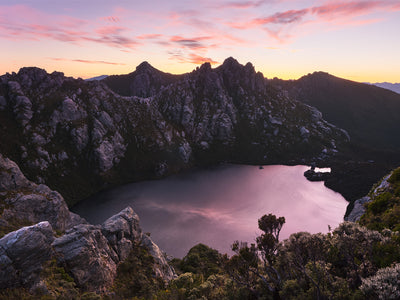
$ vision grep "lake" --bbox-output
[72,165,347,258]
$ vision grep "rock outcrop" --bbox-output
[141,234,176,282]
[52,223,118,292]
[0,222,54,290]
[346,173,392,222]
[0,153,84,234]
[0,155,175,293]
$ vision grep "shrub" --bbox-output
[361,263,400,299]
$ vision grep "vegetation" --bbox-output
[360,167,400,231]
[3,167,400,299]
[112,243,165,299]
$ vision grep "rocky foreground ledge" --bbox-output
[0,153,175,294]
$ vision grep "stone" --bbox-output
[178,142,192,164]
[0,222,54,289]
[0,153,32,191]
[141,234,176,282]
[101,207,142,261]
[13,95,33,126]
[52,224,117,292]
[345,196,371,222]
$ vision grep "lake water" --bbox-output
[72,165,347,258]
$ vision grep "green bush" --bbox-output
[367,192,392,214]
[179,244,224,278]
[112,243,165,299]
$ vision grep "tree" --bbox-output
[226,214,285,299]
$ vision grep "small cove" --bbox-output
[72,165,347,258]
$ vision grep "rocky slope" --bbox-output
[345,172,392,222]
[0,154,175,294]
[0,58,349,206]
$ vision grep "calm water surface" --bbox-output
[72,165,347,257]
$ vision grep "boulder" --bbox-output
[141,234,176,282]
[0,153,32,191]
[345,196,371,222]
[101,206,142,261]
[0,222,54,289]
[52,224,117,292]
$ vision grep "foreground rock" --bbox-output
[0,155,176,294]
[0,222,54,290]
[52,224,118,292]
[52,207,175,291]
[0,206,176,293]
[0,153,84,236]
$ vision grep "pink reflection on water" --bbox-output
[73,165,347,258]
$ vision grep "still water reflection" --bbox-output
[72,165,347,257]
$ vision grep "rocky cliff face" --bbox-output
[0,58,349,205]
[0,155,176,294]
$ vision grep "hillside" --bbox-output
[371,82,400,94]
[271,72,400,151]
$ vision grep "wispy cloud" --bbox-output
[227,0,400,42]
[169,51,219,65]
[48,57,127,66]
[216,0,266,9]
[254,9,309,25]
[136,33,164,40]
[170,35,213,50]
[100,16,120,23]
[0,5,138,49]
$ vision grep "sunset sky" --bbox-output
[1,0,399,82]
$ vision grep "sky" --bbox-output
[1,0,399,82]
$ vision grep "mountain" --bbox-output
[370,82,400,94]
[102,61,183,97]
[85,75,108,81]
[271,72,400,151]
[0,59,348,206]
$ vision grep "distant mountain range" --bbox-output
[369,82,400,94]
[85,74,108,81]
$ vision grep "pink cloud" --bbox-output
[95,26,127,35]
[169,51,219,65]
[170,35,213,50]
[227,0,400,42]
[311,1,383,19]
[0,5,138,49]
[254,8,309,25]
[216,0,266,9]
[48,57,126,66]
[136,33,163,40]
[100,16,120,23]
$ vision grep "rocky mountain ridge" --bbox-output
[0,57,349,206]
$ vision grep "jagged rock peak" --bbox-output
[222,56,241,67]
[135,61,157,73]
[17,67,49,78]
[198,62,212,72]
[218,57,258,77]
